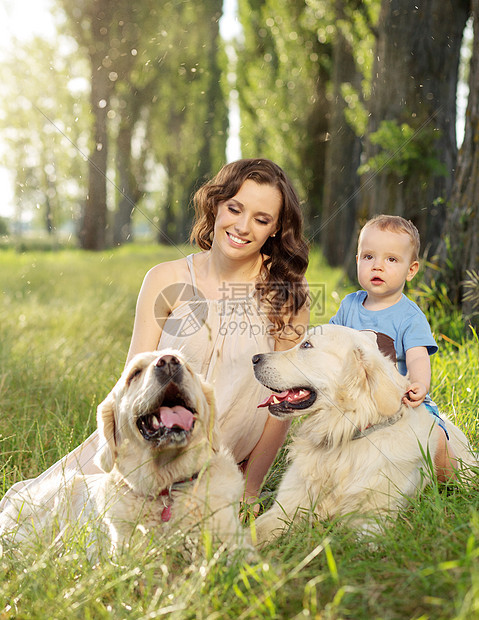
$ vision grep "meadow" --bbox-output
[1,244,478,619]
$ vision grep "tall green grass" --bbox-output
[1,244,478,619]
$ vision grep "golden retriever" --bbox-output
[0,350,246,556]
[252,325,477,543]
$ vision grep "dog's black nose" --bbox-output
[156,354,180,368]
[252,354,262,365]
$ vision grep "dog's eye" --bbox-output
[300,340,313,349]
[127,368,143,384]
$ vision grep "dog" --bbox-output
[252,325,477,543]
[0,350,247,557]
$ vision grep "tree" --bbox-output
[147,0,227,244]
[0,36,89,237]
[434,1,479,325]
[60,0,227,248]
[60,0,121,249]
[236,0,331,227]
[319,0,377,265]
[104,1,227,246]
[109,3,165,246]
[358,0,470,255]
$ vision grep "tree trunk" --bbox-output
[320,0,362,266]
[159,170,178,245]
[113,120,138,246]
[436,0,479,323]
[79,0,114,250]
[301,60,330,236]
[360,0,469,255]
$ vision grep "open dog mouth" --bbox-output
[136,382,196,445]
[257,387,317,415]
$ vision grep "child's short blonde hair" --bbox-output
[358,214,420,262]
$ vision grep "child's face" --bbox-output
[356,226,419,305]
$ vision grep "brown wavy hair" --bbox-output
[190,158,309,336]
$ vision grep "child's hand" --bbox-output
[403,382,427,407]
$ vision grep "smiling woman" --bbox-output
[191,158,309,336]
[213,180,281,257]
[0,158,310,514]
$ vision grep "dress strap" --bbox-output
[185,254,198,295]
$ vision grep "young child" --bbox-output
[330,214,456,481]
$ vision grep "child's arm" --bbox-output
[403,346,431,407]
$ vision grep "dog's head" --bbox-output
[253,325,409,444]
[96,350,219,493]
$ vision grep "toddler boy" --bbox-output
[330,214,456,481]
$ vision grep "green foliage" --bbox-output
[463,270,479,311]
[358,119,448,178]
[1,246,478,618]
[62,0,228,244]
[411,276,466,344]
[431,327,479,428]
[144,1,228,242]
[1,1,227,246]
[341,81,369,135]
[236,0,329,197]
[235,0,381,225]
[0,217,9,237]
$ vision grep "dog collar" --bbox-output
[159,472,199,522]
[352,409,403,441]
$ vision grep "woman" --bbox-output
[0,158,309,509]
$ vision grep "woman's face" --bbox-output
[212,179,281,259]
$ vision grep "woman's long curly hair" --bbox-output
[190,158,309,336]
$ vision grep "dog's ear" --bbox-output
[201,379,221,452]
[336,346,369,409]
[358,346,405,417]
[95,392,117,472]
[360,330,397,363]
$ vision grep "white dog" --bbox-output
[252,325,477,543]
[0,351,247,557]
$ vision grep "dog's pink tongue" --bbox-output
[159,406,194,430]
[257,391,290,408]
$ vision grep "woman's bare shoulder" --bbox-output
[143,255,192,288]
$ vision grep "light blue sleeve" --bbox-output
[329,292,356,326]
[401,311,438,356]
[329,301,346,325]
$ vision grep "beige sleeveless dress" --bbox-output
[159,254,275,462]
[0,254,275,510]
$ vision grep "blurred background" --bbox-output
[0,0,477,321]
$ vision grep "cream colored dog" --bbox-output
[0,351,246,556]
[253,325,477,543]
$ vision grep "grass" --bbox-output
[1,243,479,619]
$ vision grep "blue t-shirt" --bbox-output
[329,291,438,376]
[329,291,447,436]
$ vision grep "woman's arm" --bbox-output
[125,263,175,365]
[243,289,310,503]
[243,415,291,502]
